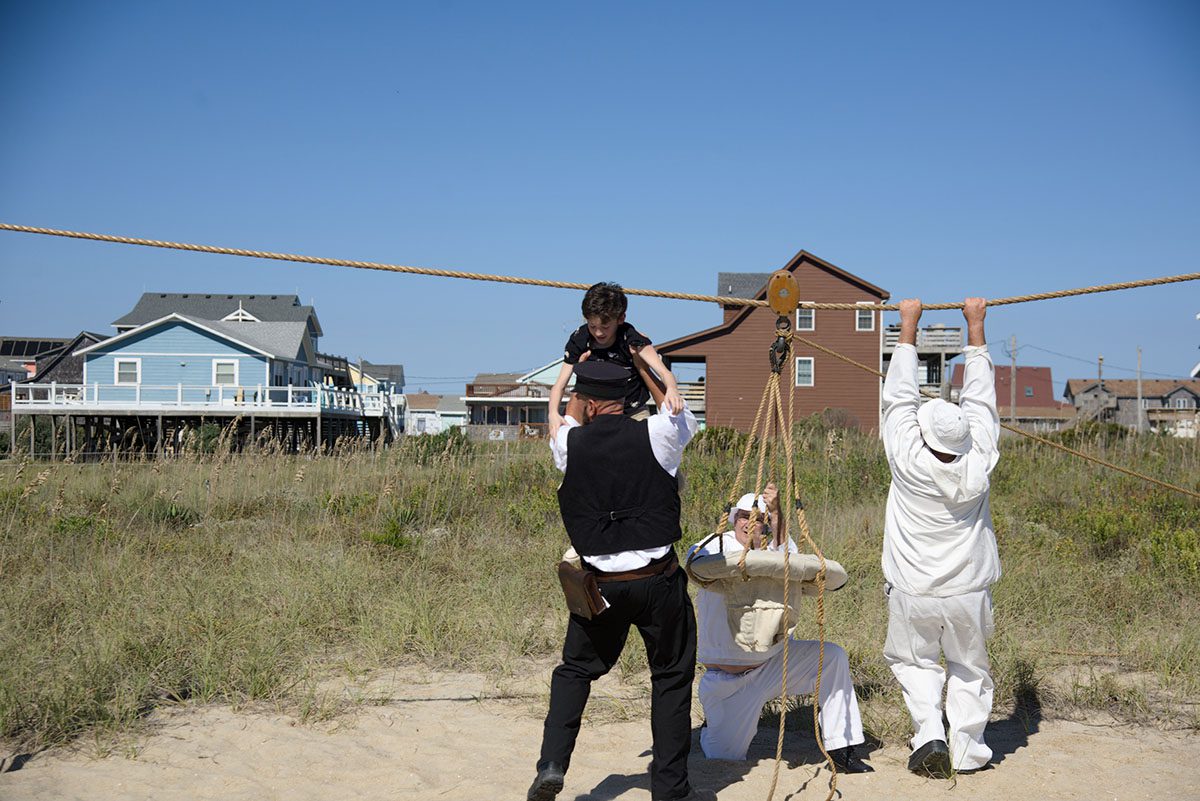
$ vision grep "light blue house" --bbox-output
[76,313,321,406]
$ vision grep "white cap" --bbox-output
[917,398,972,456]
[729,492,769,526]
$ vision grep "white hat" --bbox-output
[729,492,769,527]
[917,398,972,456]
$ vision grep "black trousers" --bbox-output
[538,565,697,801]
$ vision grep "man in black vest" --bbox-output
[528,360,702,801]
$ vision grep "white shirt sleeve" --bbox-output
[882,343,926,479]
[959,345,1000,476]
[646,400,699,476]
[549,415,581,473]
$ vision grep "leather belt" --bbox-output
[591,553,678,583]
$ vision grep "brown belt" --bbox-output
[591,554,678,583]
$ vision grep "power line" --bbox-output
[1003,340,1180,378]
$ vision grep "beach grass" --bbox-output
[1,420,1198,751]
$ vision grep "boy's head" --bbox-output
[582,282,627,346]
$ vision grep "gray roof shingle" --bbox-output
[361,360,405,386]
[716,272,772,299]
[182,316,311,363]
[113,293,323,336]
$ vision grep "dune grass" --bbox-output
[1,421,1198,751]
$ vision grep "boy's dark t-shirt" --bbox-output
[563,322,652,414]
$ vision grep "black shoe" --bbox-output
[907,739,952,778]
[526,762,565,801]
[828,745,874,774]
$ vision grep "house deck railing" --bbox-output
[11,382,393,415]
[883,326,964,351]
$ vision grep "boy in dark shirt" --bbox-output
[549,282,683,439]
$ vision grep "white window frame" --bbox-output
[1140,398,1152,409]
[1173,396,1192,409]
[795,303,815,332]
[212,359,239,386]
[1024,386,1034,397]
[795,356,815,387]
[114,357,141,386]
[855,301,876,332]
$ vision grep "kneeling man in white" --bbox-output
[688,483,870,773]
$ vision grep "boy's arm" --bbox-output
[548,362,576,438]
[634,344,683,412]
[631,349,668,408]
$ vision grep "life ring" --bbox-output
[687,548,848,653]
[687,549,848,594]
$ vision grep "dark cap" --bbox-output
[573,360,630,400]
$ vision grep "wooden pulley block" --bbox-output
[766,270,801,315]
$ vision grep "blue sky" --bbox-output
[2,1,1198,393]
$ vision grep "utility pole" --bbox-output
[1136,347,1144,433]
[1009,335,1017,426]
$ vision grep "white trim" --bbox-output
[212,359,239,386]
[794,356,815,387]
[222,301,260,323]
[114,357,141,385]
[519,357,571,383]
[795,304,815,332]
[79,351,266,358]
[73,313,273,358]
[854,301,876,332]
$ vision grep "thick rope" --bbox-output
[791,334,1200,501]
[687,374,775,572]
[2,222,1197,310]
[763,333,837,801]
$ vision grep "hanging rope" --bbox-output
[2,221,1198,310]
[685,311,839,801]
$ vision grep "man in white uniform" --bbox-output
[882,297,1000,777]
[689,483,871,774]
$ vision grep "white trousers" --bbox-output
[883,585,995,771]
[698,640,865,761]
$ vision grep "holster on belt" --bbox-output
[557,560,606,619]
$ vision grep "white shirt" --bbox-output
[551,402,699,571]
[689,533,799,666]
[881,343,1001,597]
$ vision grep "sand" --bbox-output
[3,665,1197,801]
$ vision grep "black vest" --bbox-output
[557,414,682,556]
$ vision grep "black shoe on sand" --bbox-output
[829,745,874,773]
[907,739,952,778]
[526,762,565,801]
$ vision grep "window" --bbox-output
[114,358,140,385]
[1140,398,1152,409]
[795,357,814,387]
[1174,397,1193,409]
[855,303,875,332]
[1024,386,1034,397]
[416,417,426,433]
[796,304,815,332]
[212,359,239,386]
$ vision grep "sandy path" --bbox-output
[3,666,1197,801]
